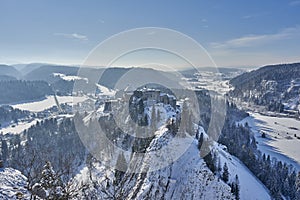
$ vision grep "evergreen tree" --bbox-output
[156,109,161,124]
[151,105,156,131]
[1,139,8,164]
[295,172,300,199]
[198,132,204,150]
[178,101,189,137]
[222,162,229,183]
[40,161,63,199]
[234,175,240,200]
[204,153,215,172]
[114,152,127,185]
[166,118,177,134]
[217,157,222,175]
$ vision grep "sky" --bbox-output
[0,0,300,68]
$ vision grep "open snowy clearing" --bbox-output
[53,72,88,82]
[0,119,40,135]
[238,112,300,170]
[96,83,116,96]
[12,95,88,112]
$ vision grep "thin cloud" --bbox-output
[289,0,300,6]
[54,33,88,41]
[211,26,300,49]
[242,15,253,19]
[242,12,269,20]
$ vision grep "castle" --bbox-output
[103,87,177,112]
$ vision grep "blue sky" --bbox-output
[0,0,300,68]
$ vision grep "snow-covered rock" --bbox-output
[127,138,234,200]
[0,168,30,199]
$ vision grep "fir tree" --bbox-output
[1,139,8,164]
[198,132,204,150]
[178,101,189,137]
[234,175,240,200]
[156,109,161,124]
[222,162,229,183]
[114,152,127,185]
[40,161,63,199]
[151,105,156,131]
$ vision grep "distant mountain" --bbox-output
[23,65,181,95]
[24,64,79,83]
[0,80,53,104]
[229,62,300,113]
[13,63,48,76]
[0,65,21,78]
[0,75,16,81]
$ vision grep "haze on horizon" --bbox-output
[1,0,300,69]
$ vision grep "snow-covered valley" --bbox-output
[0,66,299,199]
[238,112,300,170]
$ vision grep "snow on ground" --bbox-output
[96,83,116,96]
[53,73,88,82]
[217,145,271,200]
[129,135,234,200]
[184,71,236,95]
[237,112,300,170]
[145,103,177,128]
[0,168,30,199]
[0,119,40,135]
[12,95,88,112]
[283,96,300,112]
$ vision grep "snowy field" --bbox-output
[0,119,40,135]
[96,83,116,96]
[238,112,300,170]
[12,95,88,112]
[53,73,88,82]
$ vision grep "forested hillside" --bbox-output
[0,65,21,78]
[229,63,300,113]
[0,80,53,104]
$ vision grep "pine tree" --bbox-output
[234,175,240,200]
[198,132,204,150]
[200,151,216,173]
[217,157,222,175]
[295,172,300,199]
[40,161,63,199]
[222,162,229,183]
[151,105,156,131]
[166,118,177,134]
[114,152,127,185]
[1,139,8,164]
[156,109,161,124]
[179,101,189,137]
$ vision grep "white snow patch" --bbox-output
[0,119,40,135]
[237,112,300,170]
[12,96,88,112]
[95,84,116,96]
[0,168,29,199]
[53,73,88,82]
